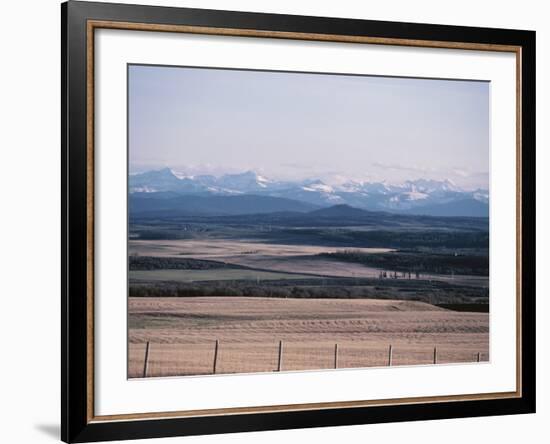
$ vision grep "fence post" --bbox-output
[334,343,339,369]
[142,341,150,378]
[433,347,437,365]
[477,352,481,362]
[213,339,219,374]
[277,340,284,372]
[388,344,393,366]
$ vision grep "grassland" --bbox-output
[130,269,321,283]
[129,238,487,287]
[129,296,489,377]
[128,214,489,377]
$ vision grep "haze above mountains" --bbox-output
[129,168,489,218]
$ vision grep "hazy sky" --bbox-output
[128,64,489,189]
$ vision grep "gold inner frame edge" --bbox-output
[85,19,523,423]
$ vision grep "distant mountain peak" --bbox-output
[403,178,461,193]
[328,204,354,210]
[128,168,488,217]
[301,179,334,194]
[217,170,274,190]
[309,204,373,218]
[157,167,177,175]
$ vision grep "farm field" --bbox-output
[129,238,488,287]
[128,296,489,378]
[130,269,321,283]
[129,239,394,260]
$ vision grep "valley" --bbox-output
[127,169,490,377]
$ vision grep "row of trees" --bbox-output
[320,250,489,276]
[129,281,488,305]
[378,270,422,279]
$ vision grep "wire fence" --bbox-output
[129,340,488,378]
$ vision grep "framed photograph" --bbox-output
[61,1,535,442]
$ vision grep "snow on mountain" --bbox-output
[472,189,490,203]
[401,191,429,201]
[337,180,364,193]
[301,180,335,194]
[215,170,268,190]
[131,186,157,193]
[404,178,461,193]
[337,180,400,195]
[128,168,488,216]
[129,168,185,193]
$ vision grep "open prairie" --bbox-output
[128,216,490,377]
[129,296,489,378]
[129,238,488,287]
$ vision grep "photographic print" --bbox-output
[63,4,535,440]
[127,65,490,378]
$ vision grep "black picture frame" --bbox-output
[61,1,536,442]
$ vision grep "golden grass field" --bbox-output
[128,296,489,378]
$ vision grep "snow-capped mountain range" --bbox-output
[129,168,489,217]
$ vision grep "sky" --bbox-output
[128,64,489,190]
